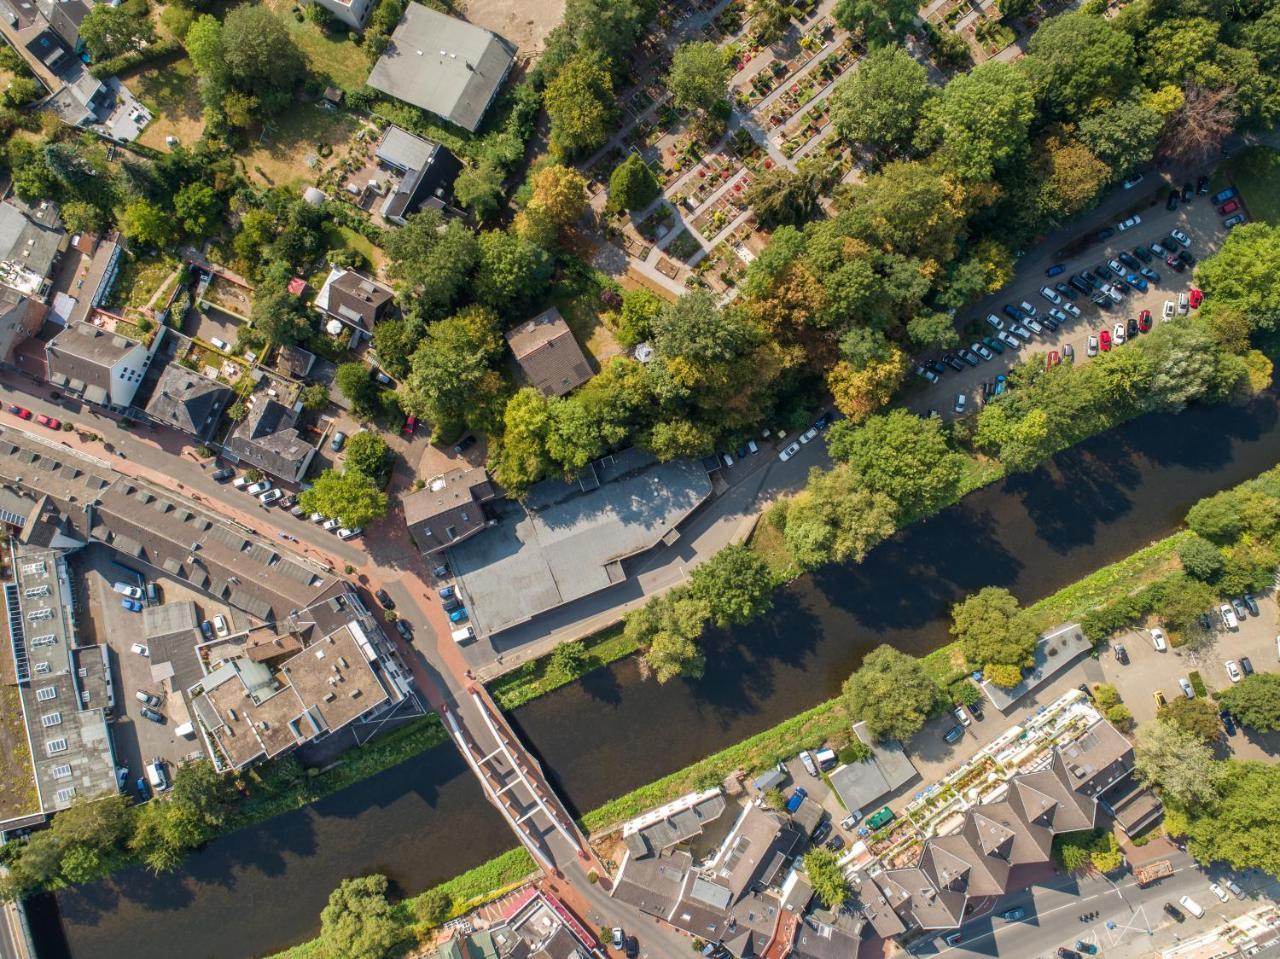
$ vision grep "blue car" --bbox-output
[121,598,142,613]
[1210,186,1237,206]
[136,778,150,800]
[1139,266,1160,283]
[448,607,469,623]
[994,374,1008,396]
[1125,273,1148,292]
[1045,263,1066,277]
[785,788,807,813]
[438,586,456,600]
[1002,304,1023,323]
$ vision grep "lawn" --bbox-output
[265,0,373,91]
[110,253,182,313]
[244,104,357,188]
[551,269,624,368]
[126,57,205,152]
[324,223,387,273]
[1214,146,1280,226]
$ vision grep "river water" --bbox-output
[37,389,1280,959]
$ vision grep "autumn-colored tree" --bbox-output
[826,349,908,423]
[1157,83,1236,169]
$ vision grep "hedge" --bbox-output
[90,38,183,80]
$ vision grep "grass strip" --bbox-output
[489,625,640,711]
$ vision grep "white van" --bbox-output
[799,750,819,777]
[214,614,229,637]
[452,625,475,643]
[1179,895,1205,919]
[146,759,170,791]
[113,581,142,599]
[814,747,838,771]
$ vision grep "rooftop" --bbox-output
[223,388,315,482]
[142,363,231,439]
[506,307,593,397]
[827,721,918,814]
[450,450,711,636]
[366,3,516,132]
[0,200,64,296]
[314,267,394,329]
[983,624,1093,712]
[403,467,496,556]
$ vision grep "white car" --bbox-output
[1117,214,1142,232]
[1170,228,1192,248]
[112,581,143,599]
[259,489,283,504]
[1178,677,1195,699]
[338,527,362,540]
[1179,895,1205,919]
[798,427,819,445]
[1062,301,1081,317]
[1039,286,1061,304]
[953,706,971,727]
[1087,334,1099,357]
[130,643,149,657]
[210,337,230,352]
[1208,883,1229,904]
[1225,660,1242,683]
[954,393,967,415]
[747,440,759,454]
[1178,292,1189,314]
[971,342,993,360]
[1151,628,1167,652]
[778,442,801,462]
[1163,300,1176,320]
[1113,322,1126,345]
[213,614,229,638]
[310,512,328,523]
[985,313,1004,331]
[323,518,341,531]
[245,480,272,496]
[1221,603,1239,630]
[999,331,1022,350]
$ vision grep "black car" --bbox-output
[1114,643,1129,665]
[443,597,463,613]
[1164,902,1185,922]
[926,359,947,376]
[1040,315,1059,332]
[1182,182,1193,201]
[212,467,235,481]
[812,821,832,845]
[1166,190,1179,211]
[625,938,639,959]
[981,381,993,401]
[1241,656,1254,675]
[825,835,845,853]
[1003,304,1024,323]
[959,349,980,367]
[943,353,965,372]
[1132,246,1152,263]
[453,434,478,454]
[1178,249,1196,266]
[432,563,449,578]
[1058,949,1082,959]
[1118,252,1141,271]
[1166,254,1186,272]
[1221,709,1237,736]
[1128,318,1139,338]
[1096,227,1115,241]
[375,589,395,610]
[395,619,412,640]
[968,701,984,721]
[1069,274,1094,295]
[1197,175,1210,195]
[1056,282,1078,300]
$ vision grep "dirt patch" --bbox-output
[243,104,357,189]
[455,0,564,58]
[128,57,205,152]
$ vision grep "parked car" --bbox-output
[914,365,939,384]
[1196,176,1210,194]
[1153,689,1167,709]
[1151,628,1167,652]
[1114,643,1129,665]
[245,480,271,496]
[113,581,143,599]
[779,442,801,462]
[811,821,832,845]
[825,835,845,853]
[210,337,230,352]
[958,348,980,367]
[121,598,142,613]
[1244,593,1260,616]
[259,489,283,505]
[1055,282,1077,300]
[130,643,149,656]
[1087,334,1099,357]
[139,708,164,724]
[953,394,967,415]
[8,405,31,419]
[1140,266,1161,283]
[448,607,469,623]
[983,336,1005,355]
[943,724,965,744]
[1099,329,1112,351]
[330,431,347,452]
[395,619,412,641]
[1209,883,1229,903]
[1221,709,1237,735]
[1040,286,1061,304]
[1221,603,1239,630]
[1224,213,1247,228]
[953,706,971,727]
[1170,228,1192,248]
[1179,896,1205,919]
[1225,660,1242,683]
[971,342,993,361]
[840,812,862,830]
[1179,677,1195,699]
[135,690,161,708]
[402,415,417,436]
[233,476,251,489]
[799,426,819,444]
[612,928,625,950]
[1138,309,1153,333]
[1127,318,1139,339]
[1219,199,1241,215]
[454,434,478,455]
[322,518,341,531]
[1119,252,1142,271]
[1164,902,1185,922]
[1062,343,1075,363]
[1163,300,1176,320]
[1241,656,1253,675]
[1233,597,1248,620]
[1125,273,1148,292]
[211,467,234,481]
[1062,301,1081,317]
[1166,253,1187,272]
[1046,263,1066,277]
[35,413,60,429]
[1166,190,1179,211]
[1122,174,1145,189]
[1225,879,1245,899]
[1210,186,1238,205]
[214,614,229,637]
[999,908,1026,922]
[375,589,395,609]
[1189,288,1203,309]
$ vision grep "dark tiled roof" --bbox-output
[506,307,592,397]
[404,466,495,555]
[143,363,231,438]
[317,269,393,328]
[224,394,315,481]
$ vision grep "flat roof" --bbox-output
[450,450,711,636]
[983,624,1092,711]
[828,721,918,813]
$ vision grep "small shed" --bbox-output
[321,86,344,109]
[752,768,787,793]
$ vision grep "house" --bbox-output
[366,4,516,133]
[827,721,918,816]
[0,288,47,367]
[37,0,91,54]
[374,125,462,225]
[142,363,232,440]
[431,888,598,959]
[276,344,317,380]
[223,388,317,483]
[403,467,496,557]
[321,86,344,109]
[45,66,111,128]
[506,307,593,397]
[314,267,395,343]
[309,0,375,30]
[0,198,64,301]
[46,322,158,410]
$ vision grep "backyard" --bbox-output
[265,0,373,91]
[243,104,358,188]
[126,57,205,152]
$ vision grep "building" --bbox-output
[313,266,395,343]
[982,624,1093,712]
[3,543,118,819]
[0,288,47,367]
[403,467,497,557]
[430,888,598,959]
[223,386,317,483]
[276,344,317,380]
[60,232,125,326]
[373,125,462,225]
[506,307,593,397]
[142,363,232,440]
[0,198,64,321]
[46,322,159,410]
[308,0,374,29]
[450,450,712,637]
[826,721,918,817]
[366,4,516,133]
[36,0,90,54]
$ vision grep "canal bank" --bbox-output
[39,387,1280,959]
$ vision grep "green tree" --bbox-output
[319,874,400,959]
[129,800,205,872]
[743,165,824,229]
[826,409,964,522]
[842,645,938,741]
[400,306,504,432]
[2,76,42,108]
[1031,135,1110,223]
[173,182,221,236]
[344,431,391,481]
[299,470,388,528]
[494,388,554,495]
[607,154,661,213]
[652,291,759,365]
[169,759,234,840]
[472,230,554,312]
[905,310,961,351]
[454,156,507,222]
[1023,12,1136,119]
[830,47,933,160]
[626,590,710,683]
[1076,98,1165,172]
[950,586,1035,672]
[416,887,452,926]
[804,848,850,908]
[544,52,613,157]
[1195,223,1280,331]
[79,0,155,61]
[250,288,310,346]
[929,61,1035,181]
[384,209,479,319]
[763,787,787,812]
[371,318,418,380]
[783,465,898,570]
[219,4,304,109]
[1220,673,1280,732]
[747,0,799,43]
[667,42,729,115]
[549,641,589,682]
[60,200,108,236]
[1177,760,1280,876]
[1158,697,1221,743]
[688,545,777,626]
[833,0,916,47]
[1134,719,1220,809]
[1178,534,1225,581]
[120,199,177,248]
[301,383,330,413]
[336,362,379,417]
[1089,831,1123,872]
[975,405,1053,472]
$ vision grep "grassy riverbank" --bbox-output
[489,625,639,710]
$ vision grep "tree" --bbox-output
[494,388,554,495]
[743,165,823,228]
[336,362,379,417]
[299,470,388,528]
[842,645,938,741]
[2,76,42,108]
[384,209,479,319]
[120,199,177,248]
[219,4,304,108]
[1156,574,1220,634]
[60,200,107,236]
[1220,673,1280,732]
[1157,83,1237,169]
[473,230,554,312]
[1159,697,1221,743]
[319,875,399,959]
[652,291,758,365]
[608,154,661,213]
[401,306,504,433]
[763,787,787,812]
[301,383,330,413]
[626,590,710,683]
[830,47,933,160]
[169,759,234,841]
[1023,12,1136,119]
[527,164,589,229]
[826,350,908,424]
[804,848,850,908]
[667,42,729,115]
[1134,719,1220,809]
[173,182,221,237]
[549,641,589,682]
[950,587,1035,673]
[747,0,799,43]
[129,799,205,872]
[544,52,613,157]
[929,61,1035,181]
[783,465,898,570]
[975,405,1053,473]
[1178,534,1225,581]
[371,318,418,380]
[833,0,916,48]
[79,0,155,61]
[454,157,507,222]
[416,887,452,926]
[1195,223,1280,331]
[688,545,777,626]
[344,431,391,481]
[827,410,964,521]
[1076,98,1165,173]
[1032,135,1110,222]
[1177,760,1280,876]
[251,288,309,346]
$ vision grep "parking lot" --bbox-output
[72,547,236,799]
[909,178,1236,420]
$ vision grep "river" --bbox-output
[36,388,1280,959]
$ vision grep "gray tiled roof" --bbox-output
[224,393,315,481]
[506,307,593,397]
[143,363,231,438]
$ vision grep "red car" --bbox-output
[1099,329,1112,351]
[402,415,417,436]
[1219,199,1241,215]
[1046,350,1060,369]
[1189,288,1203,309]
[35,413,60,430]
[1138,309,1152,333]
[8,405,31,419]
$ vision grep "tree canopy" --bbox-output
[842,645,938,741]
[1220,672,1280,732]
[688,544,778,626]
[299,470,388,529]
[319,874,400,959]
[831,47,934,160]
[950,587,1035,677]
[1134,719,1220,809]
[804,848,850,908]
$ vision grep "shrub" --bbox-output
[837,741,871,765]
[1189,671,1208,697]
[1105,703,1133,730]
